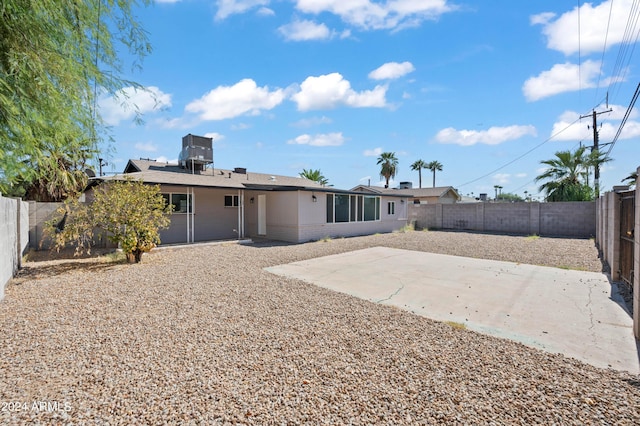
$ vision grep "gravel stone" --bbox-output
[1,230,638,425]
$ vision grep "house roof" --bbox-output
[96,159,407,197]
[350,185,461,200]
[100,159,325,190]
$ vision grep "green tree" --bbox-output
[377,152,398,188]
[496,192,523,202]
[535,147,594,201]
[0,0,152,200]
[299,168,328,186]
[48,179,171,263]
[427,160,443,187]
[410,159,427,188]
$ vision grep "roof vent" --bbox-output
[233,167,247,174]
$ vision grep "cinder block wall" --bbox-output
[1,195,29,300]
[409,201,596,238]
[28,201,63,250]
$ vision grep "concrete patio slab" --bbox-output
[266,247,639,374]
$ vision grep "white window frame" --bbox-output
[224,194,240,207]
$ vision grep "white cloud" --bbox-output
[529,12,555,26]
[368,61,415,80]
[134,142,157,152]
[435,125,537,146]
[295,0,455,31]
[99,86,172,126]
[291,116,333,127]
[203,132,225,142]
[287,132,345,146]
[155,156,179,164]
[278,19,333,41]
[291,72,387,111]
[550,108,640,141]
[257,7,275,16]
[215,0,269,20]
[522,60,600,102]
[493,173,510,185]
[363,147,383,157]
[185,79,285,121]
[532,0,634,55]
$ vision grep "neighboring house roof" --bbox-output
[350,185,461,200]
[96,159,408,197]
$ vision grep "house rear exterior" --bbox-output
[100,135,409,244]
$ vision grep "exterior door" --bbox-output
[258,194,266,235]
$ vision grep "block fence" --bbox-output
[409,201,596,238]
[596,173,639,339]
[0,195,29,301]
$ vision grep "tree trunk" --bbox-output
[126,250,144,263]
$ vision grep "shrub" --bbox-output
[47,178,172,263]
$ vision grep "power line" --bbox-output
[608,0,640,103]
[594,0,615,104]
[605,81,640,157]
[456,116,583,188]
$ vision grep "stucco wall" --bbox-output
[410,201,596,238]
[1,196,29,300]
[159,186,244,244]
[296,192,408,243]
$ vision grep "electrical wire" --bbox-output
[605,81,640,157]
[578,0,582,101]
[594,0,615,104]
[607,0,640,103]
[456,116,583,188]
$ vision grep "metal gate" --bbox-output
[619,190,635,290]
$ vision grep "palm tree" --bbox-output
[535,146,593,201]
[427,160,443,187]
[410,159,427,188]
[299,168,328,186]
[377,152,398,188]
[493,185,503,200]
[622,171,637,188]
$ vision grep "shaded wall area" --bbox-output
[1,195,29,300]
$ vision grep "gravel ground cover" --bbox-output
[1,230,638,424]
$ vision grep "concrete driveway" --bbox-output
[266,247,639,374]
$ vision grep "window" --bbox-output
[162,193,192,213]
[334,194,350,222]
[388,201,395,215]
[363,196,379,221]
[326,194,380,223]
[326,194,334,223]
[224,195,239,207]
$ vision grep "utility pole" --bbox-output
[580,108,612,198]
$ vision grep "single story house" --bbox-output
[95,135,409,244]
[350,184,461,205]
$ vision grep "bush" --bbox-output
[47,178,172,263]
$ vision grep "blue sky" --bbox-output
[98,0,640,199]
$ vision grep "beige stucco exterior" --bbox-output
[156,186,408,245]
